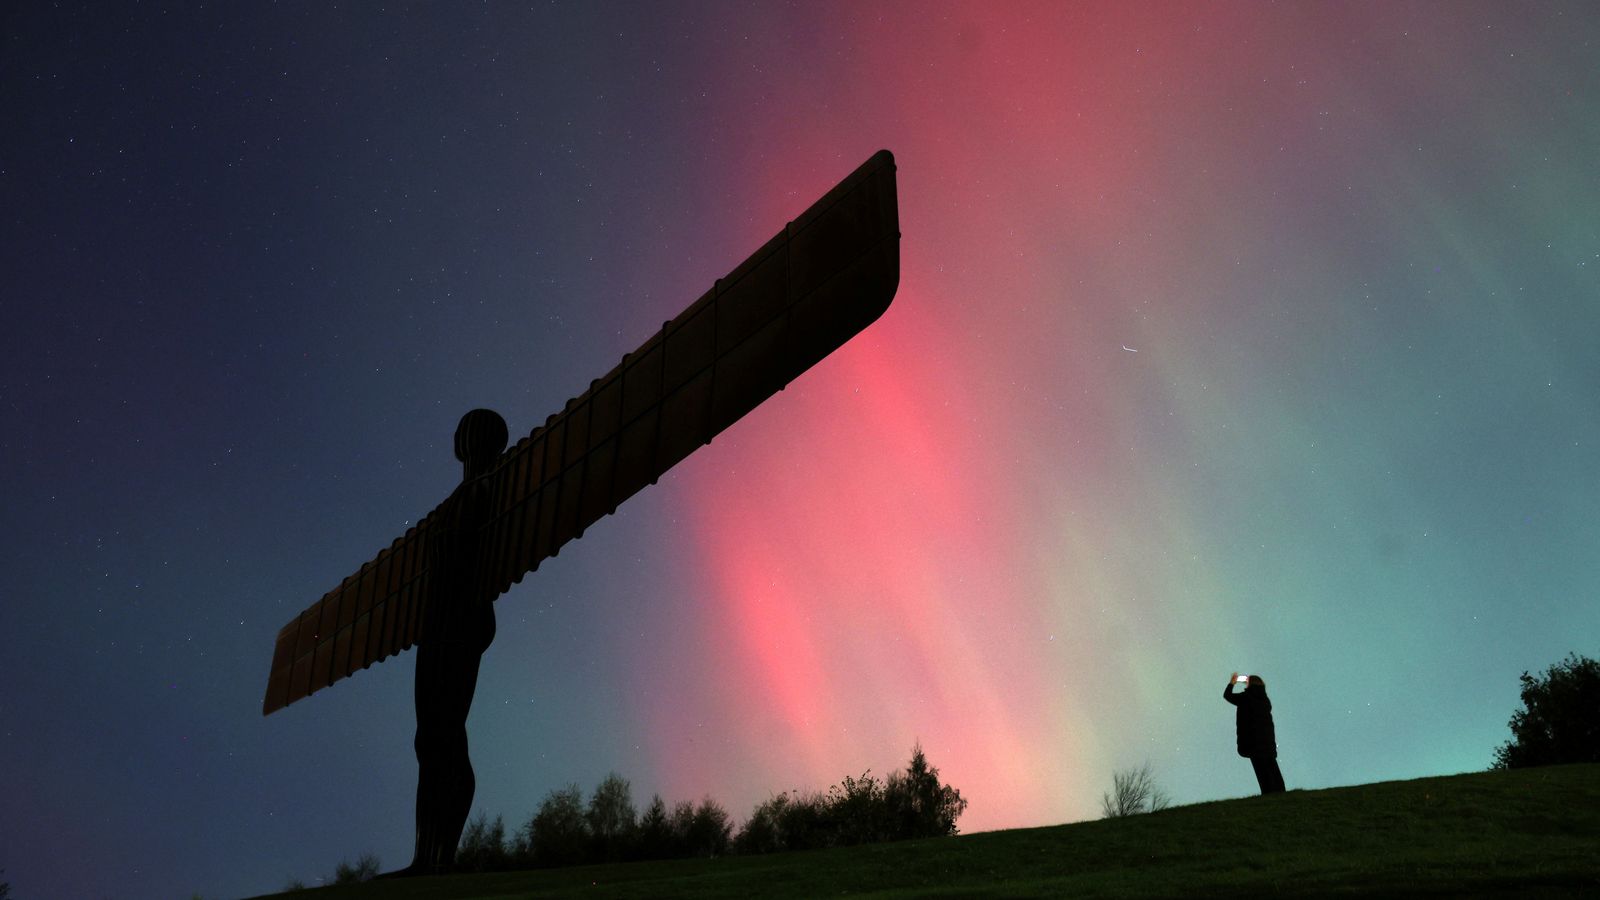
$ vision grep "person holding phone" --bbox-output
[1224,672,1285,794]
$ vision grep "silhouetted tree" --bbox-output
[684,797,733,858]
[735,744,969,853]
[734,793,790,854]
[634,794,673,860]
[456,810,510,872]
[831,771,890,845]
[527,784,589,867]
[887,743,969,837]
[775,790,834,850]
[667,799,697,857]
[508,813,533,867]
[1492,652,1600,770]
[586,772,637,862]
[1099,762,1171,818]
[363,745,970,874]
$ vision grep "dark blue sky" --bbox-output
[5,3,1598,898]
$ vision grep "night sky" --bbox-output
[4,3,1599,897]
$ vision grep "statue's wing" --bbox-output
[262,149,900,715]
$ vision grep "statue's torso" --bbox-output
[422,475,497,652]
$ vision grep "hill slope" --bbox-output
[255,763,1600,898]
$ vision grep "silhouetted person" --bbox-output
[393,409,507,876]
[1224,672,1285,795]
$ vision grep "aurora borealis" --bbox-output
[3,3,1598,897]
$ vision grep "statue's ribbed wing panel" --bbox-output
[262,150,899,716]
[261,512,440,715]
[479,149,900,598]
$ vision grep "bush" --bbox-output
[1099,762,1171,818]
[831,771,890,846]
[526,784,589,868]
[456,810,510,872]
[734,789,832,853]
[1492,652,1600,770]
[733,792,789,854]
[336,745,969,874]
[331,852,380,884]
[774,790,834,851]
[734,744,968,853]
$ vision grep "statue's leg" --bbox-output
[414,643,444,871]
[437,719,475,867]
[435,644,485,869]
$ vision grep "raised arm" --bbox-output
[1223,672,1241,705]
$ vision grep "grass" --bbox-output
[253,763,1600,898]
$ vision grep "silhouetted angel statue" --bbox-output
[394,409,506,876]
[261,151,902,877]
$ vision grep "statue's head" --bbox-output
[454,408,508,466]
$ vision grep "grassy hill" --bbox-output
[255,763,1600,898]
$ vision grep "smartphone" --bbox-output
[1234,675,1250,684]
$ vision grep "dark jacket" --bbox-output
[1223,682,1276,758]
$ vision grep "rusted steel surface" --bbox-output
[263,150,900,715]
